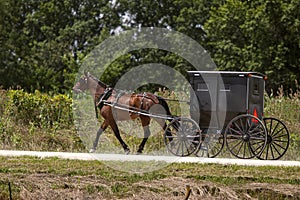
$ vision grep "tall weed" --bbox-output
[264,82,300,160]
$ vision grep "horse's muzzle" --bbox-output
[72,87,82,94]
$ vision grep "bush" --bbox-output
[0,89,84,151]
[5,90,73,128]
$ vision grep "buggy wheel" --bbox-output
[225,114,267,159]
[256,118,290,160]
[195,131,224,158]
[164,117,201,157]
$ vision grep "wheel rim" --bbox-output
[164,117,201,157]
[195,132,224,158]
[257,118,290,160]
[225,115,267,159]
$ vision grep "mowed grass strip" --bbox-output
[1,156,299,199]
[1,156,299,182]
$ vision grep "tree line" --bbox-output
[0,0,299,94]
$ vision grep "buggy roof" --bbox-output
[188,71,266,78]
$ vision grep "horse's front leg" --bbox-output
[89,121,108,153]
[137,116,151,154]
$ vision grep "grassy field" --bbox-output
[0,156,299,199]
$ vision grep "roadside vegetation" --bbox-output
[0,86,299,160]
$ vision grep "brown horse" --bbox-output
[73,72,174,154]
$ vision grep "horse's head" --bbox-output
[73,72,108,95]
[73,72,90,94]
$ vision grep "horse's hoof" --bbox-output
[125,149,130,155]
[89,148,96,153]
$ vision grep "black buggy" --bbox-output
[163,71,290,160]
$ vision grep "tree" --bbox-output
[204,0,300,93]
[0,0,119,93]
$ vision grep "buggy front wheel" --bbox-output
[164,117,201,157]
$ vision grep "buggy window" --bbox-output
[253,79,259,95]
[197,83,208,92]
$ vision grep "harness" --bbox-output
[140,92,147,110]
[95,88,127,119]
[96,87,113,110]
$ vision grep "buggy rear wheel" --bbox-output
[164,117,201,157]
[195,131,224,158]
[225,114,267,159]
[256,117,290,160]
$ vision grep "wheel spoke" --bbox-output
[251,139,265,147]
[272,127,285,138]
[246,118,251,132]
[232,140,244,155]
[242,142,247,158]
[227,133,243,139]
[250,134,266,141]
[265,144,270,160]
[166,135,178,139]
[233,121,243,133]
[248,125,263,135]
[271,140,287,151]
[251,141,265,153]
[175,141,182,155]
[270,142,282,156]
[268,119,273,135]
[181,140,185,156]
[272,132,288,140]
[169,139,179,148]
[229,127,242,135]
[273,139,289,143]
[270,144,277,159]
[270,121,280,136]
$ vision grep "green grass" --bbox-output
[0,156,299,199]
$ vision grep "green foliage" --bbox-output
[0,0,116,93]
[5,90,72,128]
[0,0,299,93]
[0,89,84,151]
[204,0,300,93]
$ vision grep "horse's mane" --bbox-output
[88,73,108,88]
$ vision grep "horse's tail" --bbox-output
[156,96,176,122]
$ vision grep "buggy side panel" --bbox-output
[189,71,265,130]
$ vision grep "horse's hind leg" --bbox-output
[109,120,130,154]
[90,121,109,153]
[137,116,151,154]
